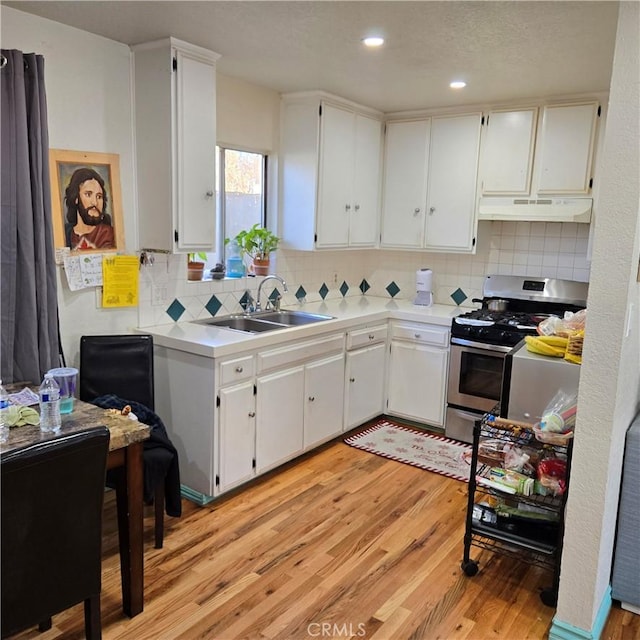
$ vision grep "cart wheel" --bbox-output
[540,588,558,607]
[461,560,479,577]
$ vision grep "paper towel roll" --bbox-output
[416,269,432,292]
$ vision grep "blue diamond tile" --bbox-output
[295,285,307,301]
[166,299,185,322]
[319,283,329,300]
[239,291,253,310]
[386,281,400,298]
[359,279,370,294]
[339,281,349,297]
[451,287,468,305]
[269,288,281,303]
[205,295,222,316]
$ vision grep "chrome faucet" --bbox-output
[255,275,288,312]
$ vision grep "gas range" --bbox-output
[445,275,589,444]
[450,275,589,349]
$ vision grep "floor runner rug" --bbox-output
[344,418,472,482]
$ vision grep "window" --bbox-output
[208,146,266,271]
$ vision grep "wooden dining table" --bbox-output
[0,388,150,618]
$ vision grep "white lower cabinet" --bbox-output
[218,381,255,493]
[304,353,345,448]
[344,324,388,429]
[386,321,449,427]
[255,365,305,473]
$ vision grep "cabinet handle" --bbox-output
[248,411,255,417]
[345,204,351,212]
[354,204,360,211]
[308,396,315,402]
[349,377,355,383]
[414,207,421,215]
[368,334,375,340]
[414,333,421,339]
[235,366,243,373]
[205,190,214,198]
[429,206,436,214]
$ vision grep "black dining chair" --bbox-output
[79,333,180,549]
[1,427,110,639]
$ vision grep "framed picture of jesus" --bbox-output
[49,149,125,253]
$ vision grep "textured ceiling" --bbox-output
[4,1,619,113]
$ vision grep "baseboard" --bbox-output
[180,484,215,506]
[549,585,612,640]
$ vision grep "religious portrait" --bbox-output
[50,149,125,252]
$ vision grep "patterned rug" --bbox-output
[344,418,472,482]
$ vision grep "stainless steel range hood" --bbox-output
[478,197,592,223]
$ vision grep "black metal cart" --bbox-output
[461,414,573,607]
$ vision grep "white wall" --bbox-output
[554,0,640,634]
[1,6,139,368]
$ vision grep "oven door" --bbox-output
[447,340,510,413]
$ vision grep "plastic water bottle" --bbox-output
[0,380,9,442]
[39,373,61,432]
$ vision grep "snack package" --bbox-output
[538,389,577,434]
[536,458,567,496]
[565,330,584,365]
[537,309,587,338]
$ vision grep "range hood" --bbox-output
[478,197,592,223]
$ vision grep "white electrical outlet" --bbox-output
[95,286,102,308]
[152,284,168,306]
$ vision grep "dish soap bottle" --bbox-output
[39,373,61,432]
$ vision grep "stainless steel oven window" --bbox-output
[448,344,507,413]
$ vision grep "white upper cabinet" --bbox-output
[534,102,600,194]
[480,107,538,195]
[133,38,220,253]
[479,101,600,198]
[280,93,383,250]
[425,113,482,252]
[381,113,482,253]
[380,119,430,249]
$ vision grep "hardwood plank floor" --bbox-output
[8,436,639,639]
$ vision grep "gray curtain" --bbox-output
[1,49,59,384]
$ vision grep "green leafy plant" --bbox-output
[230,224,280,261]
[187,252,208,264]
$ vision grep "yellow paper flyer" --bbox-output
[102,256,139,307]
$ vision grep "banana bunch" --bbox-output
[3,405,40,427]
[525,335,568,358]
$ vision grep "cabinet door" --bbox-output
[387,341,448,427]
[345,343,386,429]
[175,49,217,251]
[381,119,430,248]
[350,114,382,247]
[535,102,599,194]
[255,366,304,473]
[218,382,255,493]
[481,108,538,195]
[304,353,345,448]
[316,103,355,248]
[425,113,482,252]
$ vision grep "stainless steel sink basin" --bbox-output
[253,310,334,326]
[193,310,334,333]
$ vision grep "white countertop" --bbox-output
[139,297,462,359]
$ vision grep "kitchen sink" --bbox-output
[193,310,334,333]
[252,310,334,326]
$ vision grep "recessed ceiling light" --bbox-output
[362,36,384,48]
[450,81,467,89]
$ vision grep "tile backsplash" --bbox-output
[138,220,591,327]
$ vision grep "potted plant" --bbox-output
[231,224,280,276]
[187,252,208,281]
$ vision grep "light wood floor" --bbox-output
[9,434,639,640]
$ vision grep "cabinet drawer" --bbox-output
[219,355,255,386]
[257,334,344,373]
[391,322,449,347]
[346,324,388,350]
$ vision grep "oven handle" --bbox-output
[448,407,485,422]
[450,338,513,353]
